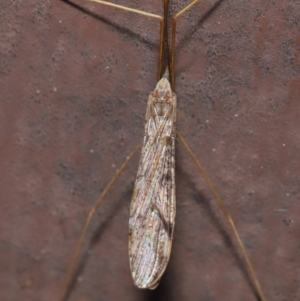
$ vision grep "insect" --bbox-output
[58,0,267,300]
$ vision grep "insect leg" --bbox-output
[58,142,142,301]
[176,131,267,301]
[87,0,162,19]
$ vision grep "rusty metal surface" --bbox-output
[1,0,300,300]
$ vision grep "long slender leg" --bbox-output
[177,131,267,301]
[58,142,142,301]
[86,0,164,80]
[171,0,200,89]
[88,0,162,19]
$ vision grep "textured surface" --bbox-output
[1,0,300,301]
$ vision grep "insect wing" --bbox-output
[129,78,176,289]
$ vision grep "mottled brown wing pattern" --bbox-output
[129,77,177,289]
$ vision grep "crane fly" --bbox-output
[59,0,267,300]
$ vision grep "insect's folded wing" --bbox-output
[129,114,175,289]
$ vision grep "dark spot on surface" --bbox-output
[164,171,171,182]
[283,218,294,226]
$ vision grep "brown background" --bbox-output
[1,0,300,300]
